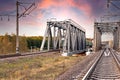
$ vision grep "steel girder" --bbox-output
[93,22,120,51]
[40,19,86,56]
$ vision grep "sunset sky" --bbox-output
[0,0,119,38]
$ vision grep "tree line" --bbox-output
[0,33,44,54]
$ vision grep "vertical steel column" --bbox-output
[75,28,78,51]
[77,29,79,50]
[54,27,61,49]
[81,32,83,50]
[47,25,53,51]
[79,30,81,50]
[118,22,120,50]
[113,32,115,49]
[49,25,53,50]
[98,31,101,50]
[97,29,100,50]
[113,31,116,49]
[71,27,77,51]
[79,30,82,50]
[80,31,83,50]
[40,23,49,51]
[115,27,119,50]
[47,27,50,51]
[58,28,62,49]
[71,27,74,51]
[96,29,99,50]
[67,23,70,53]
[83,32,86,50]
[113,26,119,50]
[115,31,117,49]
[93,23,97,51]
[53,26,56,49]
[116,30,118,50]
[63,29,67,53]
[94,23,101,51]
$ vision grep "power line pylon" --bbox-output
[0,1,36,54]
[16,1,35,54]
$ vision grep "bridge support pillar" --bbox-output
[118,22,120,51]
[93,23,101,51]
[113,31,118,50]
[113,22,120,50]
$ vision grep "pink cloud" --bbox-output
[36,0,94,30]
[38,0,56,9]
[73,1,92,16]
[37,0,92,16]
[37,13,43,19]
[21,0,94,37]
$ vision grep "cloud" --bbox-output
[86,0,106,17]
[36,0,98,38]
[37,0,95,23]
[0,0,108,38]
[69,0,92,16]
[37,0,93,17]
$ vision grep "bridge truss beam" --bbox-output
[93,22,120,51]
[40,19,86,56]
[93,23,102,51]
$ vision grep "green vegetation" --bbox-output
[26,36,43,49]
[0,33,28,54]
[0,53,85,80]
[86,38,93,48]
[0,33,91,54]
[0,34,44,54]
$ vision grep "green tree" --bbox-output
[1,33,12,54]
[0,34,43,54]
[11,34,16,53]
[19,36,28,53]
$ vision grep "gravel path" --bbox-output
[55,51,102,80]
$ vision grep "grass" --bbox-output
[0,53,86,80]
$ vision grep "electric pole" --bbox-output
[15,1,35,54]
[0,1,36,54]
[16,1,19,54]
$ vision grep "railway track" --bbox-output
[82,48,120,80]
[0,49,60,59]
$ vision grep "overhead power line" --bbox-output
[0,0,36,54]
[16,1,36,54]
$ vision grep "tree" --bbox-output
[0,34,43,54]
[19,36,28,53]
[1,33,12,54]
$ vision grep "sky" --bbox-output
[0,0,119,38]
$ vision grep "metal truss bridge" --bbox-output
[40,19,86,56]
[93,21,120,51]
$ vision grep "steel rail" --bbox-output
[0,49,60,59]
[82,48,120,80]
[82,49,105,80]
[110,49,120,70]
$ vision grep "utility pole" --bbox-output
[0,1,36,54]
[15,1,35,54]
[16,1,19,54]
